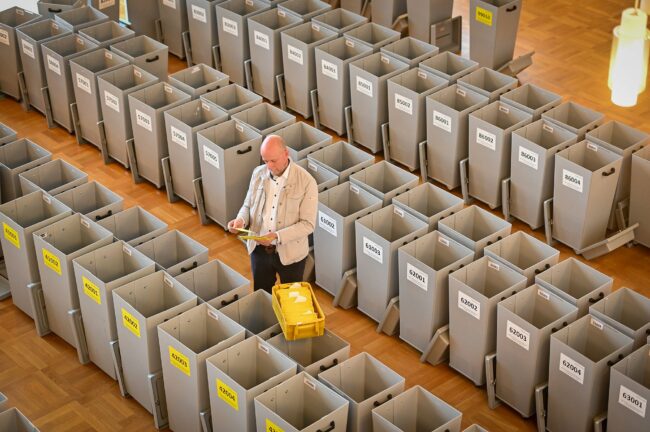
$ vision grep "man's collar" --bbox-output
[267,159,292,181]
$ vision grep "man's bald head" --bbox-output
[261,135,290,177]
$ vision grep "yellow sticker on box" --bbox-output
[122,308,141,338]
[82,276,101,304]
[476,7,493,26]
[266,418,284,432]
[42,249,61,275]
[169,346,190,376]
[217,379,239,411]
[3,223,20,249]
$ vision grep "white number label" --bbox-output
[363,237,383,264]
[476,128,496,150]
[562,169,583,193]
[506,320,530,351]
[619,385,647,417]
[287,44,303,65]
[318,211,337,237]
[99,0,116,9]
[171,126,187,148]
[394,93,413,115]
[162,0,176,9]
[76,73,92,94]
[433,110,451,133]
[458,291,480,319]
[559,353,585,384]
[192,5,207,23]
[0,29,9,46]
[104,91,120,112]
[136,110,152,132]
[518,146,539,170]
[222,17,238,37]
[47,55,61,75]
[356,76,373,97]
[254,31,269,50]
[321,59,338,80]
[22,40,35,59]
[203,145,220,169]
[406,263,428,291]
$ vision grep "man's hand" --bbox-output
[257,232,278,246]
[227,218,244,234]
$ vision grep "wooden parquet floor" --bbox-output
[1,0,649,430]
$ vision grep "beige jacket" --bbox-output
[237,161,318,265]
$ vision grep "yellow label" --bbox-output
[3,223,20,249]
[42,249,62,275]
[266,419,284,432]
[82,276,101,305]
[476,7,493,26]
[169,346,191,376]
[121,308,141,338]
[217,379,239,411]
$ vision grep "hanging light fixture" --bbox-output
[608,1,650,107]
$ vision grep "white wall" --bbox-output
[0,1,40,13]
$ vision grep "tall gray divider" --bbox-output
[509,119,577,229]
[33,213,113,347]
[500,83,562,121]
[314,181,382,296]
[355,204,428,322]
[398,230,474,353]
[276,121,332,161]
[96,206,168,247]
[54,6,109,33]
[200,83,262,117]
[157,0,189,58]
[349,52,408,153]
[448,256,527,385]
[174,259,250,309]
[158,303,246,432]
[98,65,159,167]
[370,0,406,29]
[457,67,517,103]
[136,229,209,277]
[630,145,650,247]
[219,289,281,339]
[128,82,192,188]
[343,22,400,52]
[19,158,88,196]
[281,21,337,119]
[607,344,650,432]
[0,191,72,318]
[589,287,650,349]
[187,0,225,68]
[420,51,479,84]
[380,37,439,68]
[312,7,367,35]
[407,0,453,43]
[495,284,578,417]
[307,140,374,183]
[196,119,263,228]
[54,180,124,221]
[88,0,119,22]
[168,63,229,99]
[216,0,271,86]
[110,35,169,82]
[469,0,522,69]
[125,0,160,40]
[547,315,633,432]
[349,160,419,206]
[541,101,605,140]
[392,182,464,230]
[0,139,52,203]
[231,102,296,136]
[340,0,364,14]
[37,0,84,18]
[295,158,338,192]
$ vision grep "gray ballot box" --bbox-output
[314,36,373,136]
[469,0,522,69]
[500,83,562,121]
[168,63,229,99]
[97,206,168,247]
[307,140,374,183]
[586,120,650,230]
[420,51,479,84]
[164,98,228,206]
[200,83,262,117]
[54,5,109,33]
[371,0,406,29]
[483,231,560,286]
[276,121,332,161]
[589,287,650,349]
[207,336,297,432]
[314,181,382,296]
[535,257,613,318]
[41,33,99,132]
[371,385,462,432]
[468,100,532,209]
[157,0,189,59]
[135,229,209,277]
[425,84,489,190]
[186,0,225,68]
[54,180,124,222]
[552,140,623,251]
[37,0,84,18]
[457,67,518,103]
[386,67,448,170]
[216,0,271,86]
[88,0,120,22]
[355,204,428,322]
[349,160,419,206]
[495,284,578,417]
[19,158,88,196]
[295,158,338,192]
[0,7,42,100]
[0,139,51,203]
[607,344,650,432]
[0,191,72,318]
[267,329,351,377]
[70,48,130,149]
[437,205,512,259]
[397,230,474,353]
[98,65,159,167]
[73,241,156,379]
[0,123,17,145]
[509,119,577,229]
[392,182,464,230]
[254,370,350,432]
[197,119,263,229]
[158,303,246,432]
[630,145,650,247]
[380,37,439,68]
[231,102,296,136]
[33,213,113,347]
[173,259,250,309]
[343,22,400,52]
[247,8,303,103]
[219,289,281,340]
[0,408,39,432]
[124,0,159,40]
[278,0,332,21]
[318,352,406,432]
[407,0,453,43]
[110,35,169,82]
[547,315,633,432]
[312,7,367,35]
[349,52,409,153]
[280,21,337,119]
[541,101,605,140]
[462,425,489,432]
[448,256,527,386]
[128,82,192,188]
[112,271,197,418]
[16,19,72,115]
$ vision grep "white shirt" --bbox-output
[259,161,292,245]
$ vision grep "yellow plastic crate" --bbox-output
[272,282,325,340]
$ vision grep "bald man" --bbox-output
[228,135,318,293]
